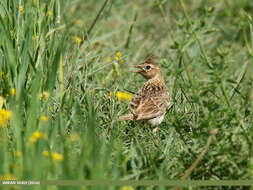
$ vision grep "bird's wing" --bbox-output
[130,82,170,120]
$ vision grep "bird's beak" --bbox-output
[132,65,143,73]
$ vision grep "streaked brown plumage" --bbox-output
[118,56,170,127]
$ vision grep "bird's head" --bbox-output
[134,55,162,79]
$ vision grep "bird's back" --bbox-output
[130,78,170,121]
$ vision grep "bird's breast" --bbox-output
[148,113,165,126]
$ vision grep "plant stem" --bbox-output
[173,129,218,190]
[86,0,110,38]
[179,0,213,69]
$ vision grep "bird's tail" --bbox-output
[118,114,134,121]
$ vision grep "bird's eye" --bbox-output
[146,65,151,70]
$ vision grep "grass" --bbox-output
[0,0,253,189]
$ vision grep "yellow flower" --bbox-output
[29,136,37,143]
[20,6,24,13]
[29,131,47,143]
[4,110,11,120]
[114,56,119,61]
[116,51,122,57]
[43,91,50,97]
[11,88,15,95]
[41,116,47,122]
[40,91,50,101]
[0,96,4,109]
[0,174,16,180]
[16,151,22,158]
[33,131,41,138]
[47,10,53,16]
[107,57,112,62]
[42,151,63,161]
[0,109,12,128]
[42,151,49,157]
[120,186,134,190]
[116,91,133,101]
[0,118,5,128]
[52,152,63,161]
[74,36,82,44]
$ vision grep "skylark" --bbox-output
[118,56,170,127]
